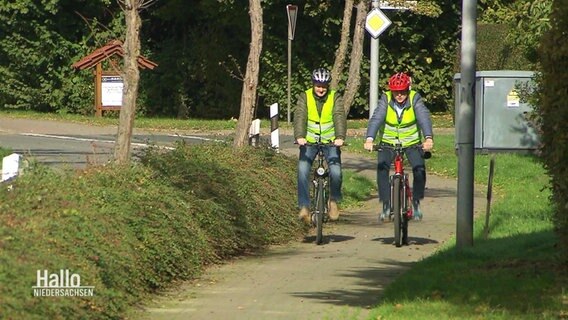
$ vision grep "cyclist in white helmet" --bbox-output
[294,68,347,224]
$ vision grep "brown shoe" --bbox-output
[328,201,340,221]
[298,207,310,224]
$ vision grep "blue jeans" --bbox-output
[376,144,426,204]
[297,145,342,208]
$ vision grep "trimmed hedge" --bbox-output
[537,0,568,263]
[477,23,532,71]
[0,143,302,319]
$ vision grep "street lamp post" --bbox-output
[286,5,298,124]
[456,0,477,248]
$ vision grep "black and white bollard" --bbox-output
[269,103,280,152]
[249,118,261,147]
[2,153,21,182]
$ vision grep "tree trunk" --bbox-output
[114,6,141,164]
[343,1,367,116]
[330,0,354,89]
[233,0,263,148]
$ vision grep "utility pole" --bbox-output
[456,0,477,248]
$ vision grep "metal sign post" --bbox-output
[365,1,391,119]
[286,4,298,124]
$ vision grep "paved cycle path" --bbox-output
[137,147,486,320]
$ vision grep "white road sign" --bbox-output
[365,8,392,39]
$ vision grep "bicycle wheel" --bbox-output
[392,176,403,247]
[315,181,325,245]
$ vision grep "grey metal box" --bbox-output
[453,70,539,152]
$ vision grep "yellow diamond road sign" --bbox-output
[365,8,392,39]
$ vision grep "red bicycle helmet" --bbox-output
[388,72,411,91]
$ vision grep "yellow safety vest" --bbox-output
[381,90,421,146]
[306,89,336,143]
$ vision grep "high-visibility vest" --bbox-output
[380,90,421,146]
[306,89,336,143]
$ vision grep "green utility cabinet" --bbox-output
[453,71,539,152]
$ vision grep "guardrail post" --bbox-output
[2,153,21,182]
[248,119,261,147]
[270,103,280,152]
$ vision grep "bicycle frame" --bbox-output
[392,147,414,221]
[305,142,333,245]
[390,144,413,247]
[374,143,413,247]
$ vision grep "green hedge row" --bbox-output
[477,23,532,71]
[537,0,568,262]
[0,143,302,319]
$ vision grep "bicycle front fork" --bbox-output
[391,174,413,219]
[312,179,329,215]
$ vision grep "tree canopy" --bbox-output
[0,0,551,119]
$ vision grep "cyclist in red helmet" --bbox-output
[363,72,434,222]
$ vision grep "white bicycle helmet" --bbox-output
[311,68,332,84]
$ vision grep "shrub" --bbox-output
[0,143,302,319]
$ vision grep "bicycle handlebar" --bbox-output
[371,144,432,159]
[294,141,343,147]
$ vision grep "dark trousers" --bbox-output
[297,145,342,208]
[376,145,426,204]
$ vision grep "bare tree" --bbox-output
[114,0,156,164]
[343,0,368,115]
[233,0,263,148]
[330,0,354,89]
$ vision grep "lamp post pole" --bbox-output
[456,0,477,248]
[286,5,298,124]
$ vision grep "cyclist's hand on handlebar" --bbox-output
[363,138,374,151]
[296,138,307,146]
[423,138,434,151]
[334,138,344,147]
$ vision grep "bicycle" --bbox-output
[373,143,431,247]
[300,141,336,245]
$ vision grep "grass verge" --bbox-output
[0,109,452,132]
[359,134,567,319]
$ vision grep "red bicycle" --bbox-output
[374,143,431,247]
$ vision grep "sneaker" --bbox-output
[298,207,310,224]
[413,200,423,220]
[328,201,340,221]
[379,202,389,222]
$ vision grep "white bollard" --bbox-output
[249,118,261,147]
[2,153,21,182]
[270,103,280,152]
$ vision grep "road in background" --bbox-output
[0,117,227,168]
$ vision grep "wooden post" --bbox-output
[483,156,496,239]
[95,63,103,117]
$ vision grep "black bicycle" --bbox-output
[374,143,431,247]
[298,141,337,245]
